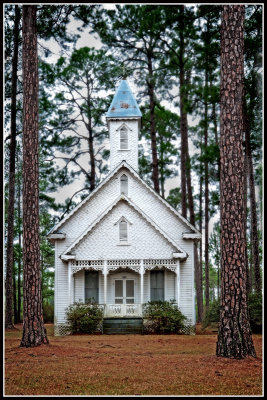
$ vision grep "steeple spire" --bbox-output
[106,79,142,171]
[106,79,142,118]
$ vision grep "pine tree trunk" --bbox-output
[88,130,96,192]
[204,97,209,312]
[199,139,204,315]
[20,5,48,347]
[17,157,22,323]
[13,267,17,324]
[5,5,20,330]
[185,121,203,322]
[243,99,261,293]
[243,148,251,295]
[147,57,160,193]
[179,7,187,219]
[216,5,256,358]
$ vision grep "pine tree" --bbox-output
[5,5,21,330]
[20,5,48,347]
[93,5,172,193]
[216,5,256,359]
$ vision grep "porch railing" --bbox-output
[104,303,143,318]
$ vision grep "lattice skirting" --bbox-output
[54,324,71,336]
[54,323,103,336]
[181,324,196,335]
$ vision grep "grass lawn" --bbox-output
[4,324,262,396]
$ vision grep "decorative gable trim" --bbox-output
[114,215,133,226]
[61,195,187,260]
[48,160,200,237]
[115,122,133,132]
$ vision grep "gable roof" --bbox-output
[48,160,200,236]
[106,79,142,118]
[61,195,187,259]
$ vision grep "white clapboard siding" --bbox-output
[74,270,84,303]
[53,167,198,325]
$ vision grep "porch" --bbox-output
[66,258,184,319]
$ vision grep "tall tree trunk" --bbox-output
[5,5,20,330]
[147,56,160,193]
[204,96,209,312]
[179,7,187,218]
[244,98,261,294]
[13,266,17,324]
[17,154,22,323]
[216,5,256,358]
[199,138,204,314]
[243,147,251,295]
[20,5,48,347]
[88,130,96,192]
[185,119,203,321]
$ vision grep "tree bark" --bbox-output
[199,136,204,319]
[204,95,209,312]
[147,55,160,193]
[20,5,49,347]
[244,98,261,294]
[88,130,96,192]
[216,5,256,358]
[5,5,20,330]
[17,153,22,323]
[179,6,187,219]
[185,116,203,322]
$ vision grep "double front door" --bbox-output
[115,279,135,304]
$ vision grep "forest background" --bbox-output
[4,3,262,327]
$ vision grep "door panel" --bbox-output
[115,280,123,304]
[114,279,135,304]
[126,280,134,304]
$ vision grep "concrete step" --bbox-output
[103,318,143,334]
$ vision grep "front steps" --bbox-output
[103,317,143,334]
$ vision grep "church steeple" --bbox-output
[106,79,142,171]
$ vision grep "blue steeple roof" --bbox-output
[106,79,142,118]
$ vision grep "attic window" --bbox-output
[119,219,128,241]
[120,174,128,195]
[120,126,128,150]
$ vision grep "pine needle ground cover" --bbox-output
[5,324,262,396]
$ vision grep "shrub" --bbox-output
[202,299,220,329]
[248,292,262,333]
[202,294,263,333]
[43,302,54,323]
[143,300,187,334]
[65,300,104,334]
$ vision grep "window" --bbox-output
[120,126,128,149]
[150,270,164,301]
[85,271,99,303]
[120,174,128,195]
[119,219,128,241]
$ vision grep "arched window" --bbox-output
[120,174,128,195]
[119,219,128,241]
[120,126,128,149]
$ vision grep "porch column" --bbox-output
[68,262,74,305]
[103,260,108,306]
[140,260,144,305]
[176,260,181,308]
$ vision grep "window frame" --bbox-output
[120,173,128,196]
[120,126,129,150]
[119,218,128,242]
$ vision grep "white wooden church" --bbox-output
[48,79,201,335]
